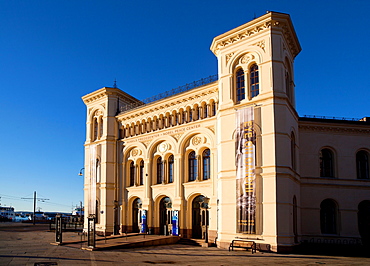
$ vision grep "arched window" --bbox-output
[202,149,211,180]
[291,132,296,171]
[168,155,174,183]
[293,196,298,243]
[182,110,187,123]
[157,157,163,184]
[99,117,103,138]
[357,150,369,179]
[93,117,98,141]
[203,103,208,118]
[250,64,259,98]
[236,68,245,102]
[320,149,334,177]
[139,160,144,185]
[129,161,135,186]
[189,109,193,122]
[358,200,370,245]
[95,200,99,223]
[188,151,197,181]
[320,199,338,234]
[211,101,216,116]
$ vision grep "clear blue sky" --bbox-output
[1,1,369,213]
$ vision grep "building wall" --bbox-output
[82,12,370,252]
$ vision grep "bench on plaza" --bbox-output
[229,239,256,253]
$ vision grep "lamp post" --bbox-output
[200,197,210,245]
[78,168,85,176]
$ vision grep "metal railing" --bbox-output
[301,115,362,122]
[119,74,218,113]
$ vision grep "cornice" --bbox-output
[117,84,218,123]
[82,87,141,105]
[299,124,370,134]
[210,12,301,58]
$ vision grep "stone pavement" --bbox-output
[1,223,370,265]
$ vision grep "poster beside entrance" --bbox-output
[140,210,147,233]
[172,210,179,236]
[235,106,256,234]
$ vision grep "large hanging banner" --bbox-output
[236,107,256,234]
[172,210,179,236]
[140,210,147,233]
[89,144,97,216]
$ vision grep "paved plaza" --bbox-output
[1,223,370,265]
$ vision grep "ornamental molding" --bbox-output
[240,54,255,65]
[226,52,234,64]
[212,18,300,58]
[171,133,183,141]
[299,124,370,134]
[119,86,218,122]
[253,40,265,52]
[192,136,202,146]
[206,126,215,134]
[212,20,278,52]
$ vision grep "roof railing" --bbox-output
[301,115,363,122]
[119,74,218,113]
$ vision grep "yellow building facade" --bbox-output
[82,12,370,252]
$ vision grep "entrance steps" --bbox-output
[55,233,179,251]
[177,238,204,246]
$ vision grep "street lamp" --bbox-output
[200,197,210,244]
[78,168,85,176]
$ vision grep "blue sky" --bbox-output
[1,1,369,213]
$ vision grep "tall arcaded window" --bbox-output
[250,64,259,98]
[357,150,369,179]
[157,157,163,184]
[129,161,135,186]
[202,149,210,180]
[139,160,144,185]
[291,132,296,171]
[168,155,174,183]
[320,148,334,177]
[236,68,245,102]
[320,199,338,234]
[93,117,98,141]
[188,151,197,181]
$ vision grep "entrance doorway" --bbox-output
[132,198,142,233]
[358,200,370,245]
[192,195,205,239]
[159,197,172,235]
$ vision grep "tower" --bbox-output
[82,87,142,234]
[210,11,301,251]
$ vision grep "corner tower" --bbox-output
[211,12,301,251]
[82,87,141,235]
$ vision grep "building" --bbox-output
[82,12,370,252]
[0,206,15,221]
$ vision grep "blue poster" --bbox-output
[172,210,179,236]
[140,210,147,233]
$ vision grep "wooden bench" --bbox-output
[229,239,256,253]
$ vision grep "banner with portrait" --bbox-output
[235,107,256,234]
[89,144,97,216]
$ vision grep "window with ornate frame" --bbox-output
[157,157,163,184]
[139,160,144,185]
[357,150,369,179]
[291,132,296,171]
[93,117,98,141]
[202,149,210,180]
[250,64,259,98]
[320,148,334,177]
[188,151,197,181]
[129,161,135,186]
[320,199,338,234]
[168,155,174,183]
[236,68,245,102]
